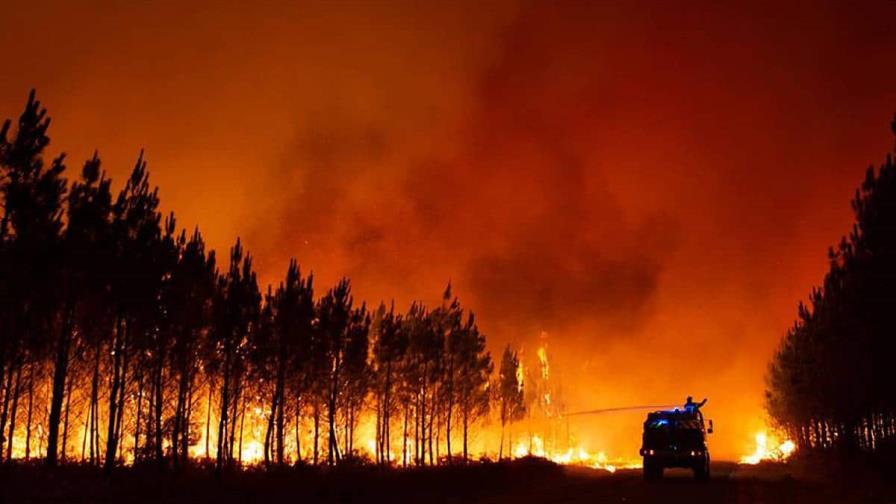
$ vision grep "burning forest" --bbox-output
[3,89,890,475]
[0,91,647,472]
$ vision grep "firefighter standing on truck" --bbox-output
[684,396,707,415]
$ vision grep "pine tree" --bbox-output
[341,302,370,458]
[0,90,67,464]
[452,312,491,462]
[497,345,525,459]
[211,238,260,471]
[317,278,353,465]
[252,259,314,466]
[105,153,163,472]
[767,115,896,453]
[371,302,407,465]
[431,283,463,463]
[163,228,217,468]
[47,153,112,465]
[0,90,514,470]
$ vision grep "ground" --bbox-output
[1,458,893,503]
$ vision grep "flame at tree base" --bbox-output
[512,435,641,473]
[740,431,796,464]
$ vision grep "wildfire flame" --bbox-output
[512,435,640,473]
[0,337,671,472]
[739,431,796,464]
[506,343,640,473]
[537,346,550,380]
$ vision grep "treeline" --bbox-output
[0,91,527,471]
[766,116,896,453]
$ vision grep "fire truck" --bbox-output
[639,409,712,481]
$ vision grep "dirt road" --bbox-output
[487,462,890,504]
[2,459,892,503]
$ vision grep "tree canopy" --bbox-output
[0,91,503,470]
[766,116,896,454]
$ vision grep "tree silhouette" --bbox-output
[252,259,313,466]
[431,284,462,463]
[452,312,492,462]
[403,302,443,465]
[104,153,164,472]
[371,302,407,465]
[0,90,66,464]
[316,278,354,465]
[0,90,523,471]
[166,229,217,468]
[767,115,896,454]
[497,345,525,459]
[341,301,370,458]
[211,239,260,471]
[48,153,113,465]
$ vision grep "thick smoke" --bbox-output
[252,2,680,341]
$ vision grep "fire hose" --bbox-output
[563,404,680,417]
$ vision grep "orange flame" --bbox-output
[739,431,796,464]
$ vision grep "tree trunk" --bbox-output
[375,394,382,464]
[463,402,469,462]
[0,357,6,460]
[205,377,214,459]
[45,304,73,465]
[237,394,246,465]
[104,315,125,472]
[419,375,426,465]
[134,374,144,462]
[264,390,275,466]
[402,402,409,467]
[24,364,34,459]
[228,380,240,462]
[414,393,419,465]
[446,397,452,464]
[153,355,164,466]
[294,395,302,463]
[114,324,130,465]
[171,384,181,466]
[384,370,391,464]
[86,339,100,464]
[427,385,437,465]
[327,359,341,465]
[5,363,22,460]
[275,350,286,466]
[216,341,231,472]
[349,402,356,456]
[276,385,285,465]
[182,377,194,466]
[171,366,187,469]
[313,402,320,465]
[81,393,89,461]
[0,362,15,462]
[61,368,73,461]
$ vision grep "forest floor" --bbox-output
[1,456,893,503]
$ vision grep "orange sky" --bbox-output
[2,0,895,460]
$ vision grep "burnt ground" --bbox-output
[1,457,893,503]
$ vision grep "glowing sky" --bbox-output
[2,0,894,459]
